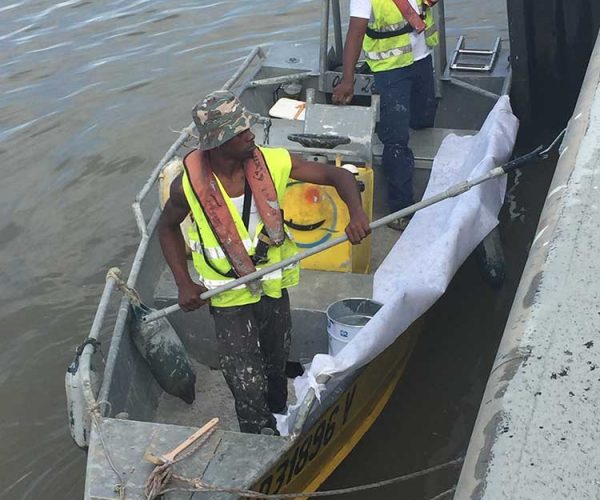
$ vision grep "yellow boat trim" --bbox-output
[299,364,405,497]
[253,324,422,498]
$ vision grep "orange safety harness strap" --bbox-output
[390,0,426,33]
[244,148,286,246]
[183,149,285,281]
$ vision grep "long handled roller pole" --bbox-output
[143,132,564,324]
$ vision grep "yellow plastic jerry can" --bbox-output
[283,165,374,273]
[159,157,194,256]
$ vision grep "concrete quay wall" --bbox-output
[455,32,600,500]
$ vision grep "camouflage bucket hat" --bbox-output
[192,90,257,150]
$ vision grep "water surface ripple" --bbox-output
[0,1,507,497]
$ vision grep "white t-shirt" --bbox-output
[350,0,430,61]
[230,194,260,240]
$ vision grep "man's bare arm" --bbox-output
[332,17,369,105]
[158,175,207,311]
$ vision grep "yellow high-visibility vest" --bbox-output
[363,0,439,72]
[182,147,299,308]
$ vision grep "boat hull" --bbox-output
[252,320,421,497]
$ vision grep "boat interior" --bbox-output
[82,1,512,497]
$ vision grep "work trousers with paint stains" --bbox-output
[373,54,438,212]
[211,290,291,434]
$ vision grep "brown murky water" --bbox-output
[0,1,536,498]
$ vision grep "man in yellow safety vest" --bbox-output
[159,90,370,434]
[333,0,439,231]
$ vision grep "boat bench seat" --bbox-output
[86,418,288,499]
[155,262,374,312]
[287,269,373,310]
[256,120,477,172]
[154,262,372,367]
[373,127,478,168]
[251,117,305,151]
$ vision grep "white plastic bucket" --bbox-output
[326,298,382,356]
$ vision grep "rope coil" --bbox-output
[106,267,142,307]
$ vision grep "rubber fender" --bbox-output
[129,305,196,404]
[475,226,505,289]
[160,157,193,256]
[65,361,98,448]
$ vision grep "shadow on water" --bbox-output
[320,151,559,499]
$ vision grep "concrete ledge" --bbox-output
[456,33,600,499]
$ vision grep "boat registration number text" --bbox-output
[254,383,358,496]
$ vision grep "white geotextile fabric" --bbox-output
[276,96,519,435]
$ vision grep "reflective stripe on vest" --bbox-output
[182,147,300,308]
[199,269,284,291]
[188,238,253,260]
[363,0,439,72]
[183,147,285,293]
[371,20,411,33]
[365,44,412,61]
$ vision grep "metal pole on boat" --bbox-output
[318,0,330,93]
[433,0,447,99]
[331,0,344,67]
[142,136,564,324]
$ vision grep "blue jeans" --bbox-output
[374,55,437,212]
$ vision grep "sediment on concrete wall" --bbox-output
[455,31,600,500]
